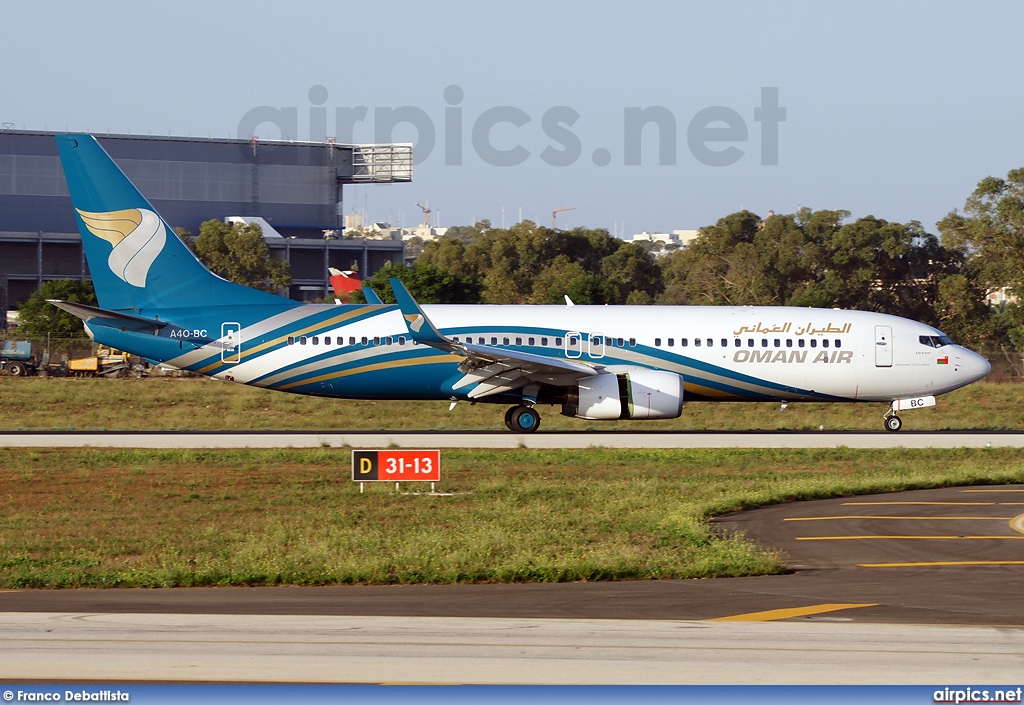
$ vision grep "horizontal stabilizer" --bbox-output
[362,286,384,305]
[47,300,168,333]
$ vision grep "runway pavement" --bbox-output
[3,430,1024,448]
[1,484,1022,683]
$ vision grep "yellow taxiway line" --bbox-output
[840,501,1017,506]
[784,515,1013,521]
[711,603,876,622]
[960,489,1024,493]
[797,535,1024,541]
[859,560,1024,568]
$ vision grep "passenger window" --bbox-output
[349,336,356,345]
[655,338,662,347]
[529,337,536,346]
[287,336,294,345]
[594,336,602,346]
[694,338,701,347]
[681,338,688,347]
[761,339,768,347]
[734,338,741,348]
[300,336,307,345]
[516,337,523,345]
[798,339,805,348]
[822,339,829,348]
[810,339,817,348]
[399,336,406,345]
[383,336,391,345]
[361,336,368,345]
[541,337,549,346]
[747,338,754,347]
[555,337,563,346]
[616,337,624,346]
[721,338,727,347]
[503,337,510,346]
[786,339,792,348]
[313,337,320,345]
[835,339,841,348]
[774,339,780,347]
[373,336,380,346]
[452,336,460,342]
[707,338,713,347]
[629,338,636,347]
[491,337,498,345]
[667,338,674,347]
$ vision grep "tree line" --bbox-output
[359,166,1024,352]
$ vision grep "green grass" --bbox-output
[1,447,1022,588]
[0,377,1021,431]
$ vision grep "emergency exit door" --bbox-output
[874,325,892,367]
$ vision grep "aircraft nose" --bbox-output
[961,349,991,383]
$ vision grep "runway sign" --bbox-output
[351,449,441,482]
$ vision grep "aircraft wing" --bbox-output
[389,278,599,399]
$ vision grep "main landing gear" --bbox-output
[504,405,541,433]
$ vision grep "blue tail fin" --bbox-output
[56,134,286,313]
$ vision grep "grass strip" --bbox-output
[1,447,1022,588]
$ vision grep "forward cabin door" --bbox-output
[874,325,892,367]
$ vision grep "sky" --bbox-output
[3,0,1023,235]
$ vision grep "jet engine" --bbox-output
[562,369,683,420]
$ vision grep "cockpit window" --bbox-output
[919,335,954,348]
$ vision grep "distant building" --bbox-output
[0,130,413,313]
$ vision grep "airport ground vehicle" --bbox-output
[0,340,37,377]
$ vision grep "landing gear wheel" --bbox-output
[885,415,903,432]
[506,405,541,433]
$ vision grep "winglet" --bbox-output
[361,286,383,305]
[389,278,453,349]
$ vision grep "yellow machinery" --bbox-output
[67,346,132,378]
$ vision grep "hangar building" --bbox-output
[0,130,412,319]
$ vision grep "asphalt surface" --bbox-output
[3,430,1024,448]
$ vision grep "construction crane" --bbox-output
[552,206,575,229]
[415,201,432,228]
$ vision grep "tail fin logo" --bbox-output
[76,208,167,288]
[404,313,425,332]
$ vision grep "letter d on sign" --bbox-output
[351,450,379,481]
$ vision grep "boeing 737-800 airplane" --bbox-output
[51,134,990,433]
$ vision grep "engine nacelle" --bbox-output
[562,369,684,420]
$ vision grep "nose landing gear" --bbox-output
[884,414,903,432]
[504,405,541,433]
